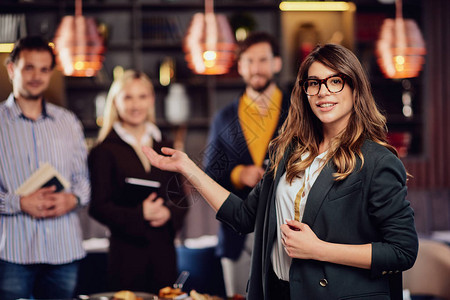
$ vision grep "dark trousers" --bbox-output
[268,267,290,300]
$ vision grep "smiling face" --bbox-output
[238,42,282,93]
[306,61,354,135]
[7,50,53,101]
[114,78,154,128]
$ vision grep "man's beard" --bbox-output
[250,77,273,94]
[20,88,43,101]
[24,93,41,101]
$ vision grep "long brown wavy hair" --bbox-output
[269,44,397,182]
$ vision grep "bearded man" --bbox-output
[203,32,290,298]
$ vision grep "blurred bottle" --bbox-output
[165,83,189,125]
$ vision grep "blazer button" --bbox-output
[319,278,328,287]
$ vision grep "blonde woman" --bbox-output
[143,45,418,299]
[88,70,188,293]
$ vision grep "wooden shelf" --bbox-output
[0,1,281,157]
[64,78,111,91]
[141,41,182,50]
[156,118,210,129]
[139,2,278,11]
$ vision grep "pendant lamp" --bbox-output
[183,0,237,75]
[375,0,426,79]
[53,0,105,77]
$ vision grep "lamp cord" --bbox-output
[396,0,402,20]
[205,0,213,14]
[75,0,82,17]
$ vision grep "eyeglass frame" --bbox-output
[301,73,350,96]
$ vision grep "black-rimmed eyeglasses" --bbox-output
[301,74,349,96]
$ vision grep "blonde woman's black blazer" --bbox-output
[88,130,188,291]
[216,139,418,300]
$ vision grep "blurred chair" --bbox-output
[176,236,226,298]
[403,239,450,300]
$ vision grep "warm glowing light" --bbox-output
[235,27,248,41]
[203,50,217,68]
[0,43,14,53]
[402,105,412,117]
[279,1,356,12]
[375,0,425,79]
[159,57,175,87]
[395,55,405,65]
[53,0,105,77]
[203,50,217,61]
[183,0,236,75]
[74,61,85,70]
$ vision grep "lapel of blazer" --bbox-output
[302,161,336,226]
[263,146,291,268]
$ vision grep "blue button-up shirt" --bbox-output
[0,94,90,264]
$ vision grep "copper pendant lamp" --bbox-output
[183,0,237,75]
[375,0,426,79]
[53,0,105,77]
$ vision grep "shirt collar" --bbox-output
[113,121,162,146]
[241,87,283,118]
[5,93,53,121]
[242,86,282,109]
[301,150,328,162]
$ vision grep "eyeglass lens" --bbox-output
[303,76,345,95]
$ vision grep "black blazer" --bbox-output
[217,140,418,300]
[88,129,188,292]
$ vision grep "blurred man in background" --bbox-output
[0,36,90,300]
[203,32,290,298]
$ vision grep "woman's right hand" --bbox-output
[143,145,231,212]
[142,146,189,174]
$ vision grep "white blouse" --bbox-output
[272,151,327,281]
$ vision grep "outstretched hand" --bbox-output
[142,146,188,174]
[143,145,231,212]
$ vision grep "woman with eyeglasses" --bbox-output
[142,44,418,300]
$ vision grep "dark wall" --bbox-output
[402,0,450,234]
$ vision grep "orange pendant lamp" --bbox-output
[183,0,237,75]
[53,0,105,77]
[375,0,426,79]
